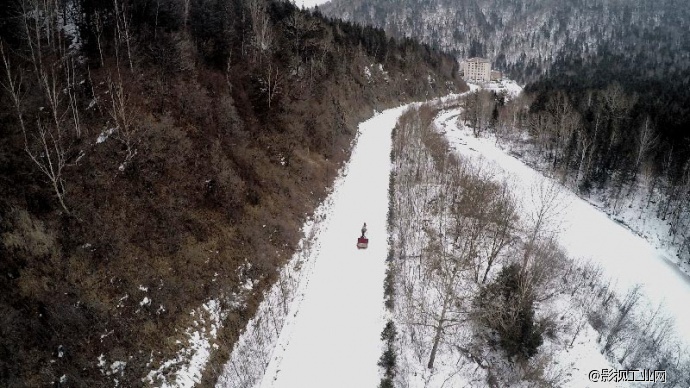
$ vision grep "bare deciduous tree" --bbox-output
[113,0,134,71]
[463,90,495,136]
[265,61,282,109]
[633,116,658,181]
[521,179,567,278]
[480,180,518,284]
[2,52,70,213]
[1,0,85,213]
[107,71,137,168]
[91,10,106,67]
[600,83,637,155]
[405,162,470,369]
[422,241,471,369]
[575,130,592,187]
[182,0,192,27]
[602,285,642,355]
[248,0,273,60]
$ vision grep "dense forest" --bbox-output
[320,0,690,83]
[0,0,465,385]
[526,52,690,186]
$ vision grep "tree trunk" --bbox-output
[427,299,448,369]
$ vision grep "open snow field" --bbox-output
[436,108,690,343]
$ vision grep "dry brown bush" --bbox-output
[2,208,56,258]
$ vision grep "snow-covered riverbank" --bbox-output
[436,108,690,344]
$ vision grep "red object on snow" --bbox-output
[357,237,369,249]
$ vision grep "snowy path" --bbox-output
[436,109,690,343]
[256,106,407,388]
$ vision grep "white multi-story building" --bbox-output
[462,57,491,83]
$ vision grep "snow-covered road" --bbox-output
[436,109,690,343]
[256,106,407,388]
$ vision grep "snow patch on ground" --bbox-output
[96,354,127,387]
[480,78,524,99]
[144,299,225,387]
[96,128,116,144]
[363,63,390,84]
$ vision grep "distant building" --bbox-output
[491,70,502,81]
[462,57,491,83]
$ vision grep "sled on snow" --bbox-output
[357,237,369,249]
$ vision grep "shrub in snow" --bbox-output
[378,377,394,388]
[474,262,544,360]
[378,320,398,388]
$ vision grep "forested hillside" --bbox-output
[320,0,690,83]
[320,0,690,156]
[0,0,465,385]
[321,0,690,268]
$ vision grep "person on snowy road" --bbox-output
[361,223,367,238]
